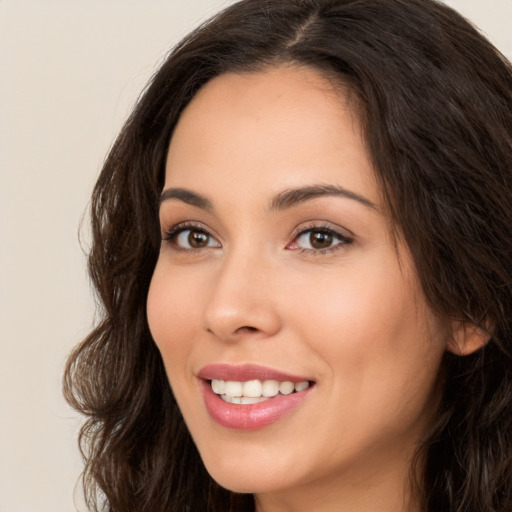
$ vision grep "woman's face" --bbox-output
[147,66,448,509]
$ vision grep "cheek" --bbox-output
[286,254,445,400]
[288,258,411,353]
[146,261,202,375]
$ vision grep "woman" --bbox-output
[64,0,512,511]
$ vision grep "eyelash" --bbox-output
[162,221,217,253]
[162,222,353,255]
[289,223,353,256]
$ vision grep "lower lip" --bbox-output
[201,380,312,430]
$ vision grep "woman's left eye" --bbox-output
[288,227,352,253]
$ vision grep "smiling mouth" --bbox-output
[199,367,315,428]
[210,378,312,405]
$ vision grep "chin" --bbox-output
[201,453,290,494]
[208,470,269,494]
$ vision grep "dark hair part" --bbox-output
[64,1,512,510]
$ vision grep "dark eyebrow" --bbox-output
[159,187,213,210]
[159,184,376,213]
[269,184,377,212]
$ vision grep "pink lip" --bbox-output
[197,364,314,430]
[198,363,312,382]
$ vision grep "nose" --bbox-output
[202,249,281,342]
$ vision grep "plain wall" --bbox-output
[1,1,511,511]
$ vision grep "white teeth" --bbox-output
[211,379,225,394]
[295,381,309,392]
[240,396,267,405]
[211,379,311,401]
[221,395,267,404]
[243,380,262,397]
[262,380,280,397]
[279,381,295,395]
[224,381,243,397]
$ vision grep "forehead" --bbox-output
[164,65,379,208]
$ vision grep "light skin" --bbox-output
[147,65,483,512]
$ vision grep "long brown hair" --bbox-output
[64,1,512,510]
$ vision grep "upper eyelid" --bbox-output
[287,223,354,251]
[291,227,352,244]
[161,220,354,246]
[163,223,222,251]
[163,220,214,236]
[290,221,354,240]
[162,221,218,242]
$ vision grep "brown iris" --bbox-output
[310,230,333,249]
[188,230,209,248]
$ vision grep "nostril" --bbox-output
[237,326,258,333]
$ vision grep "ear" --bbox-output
[447,320,491,356]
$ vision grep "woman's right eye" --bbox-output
[164,225,221,251]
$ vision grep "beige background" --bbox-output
[1,1,511,511]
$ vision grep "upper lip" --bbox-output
[197,363,313,383]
